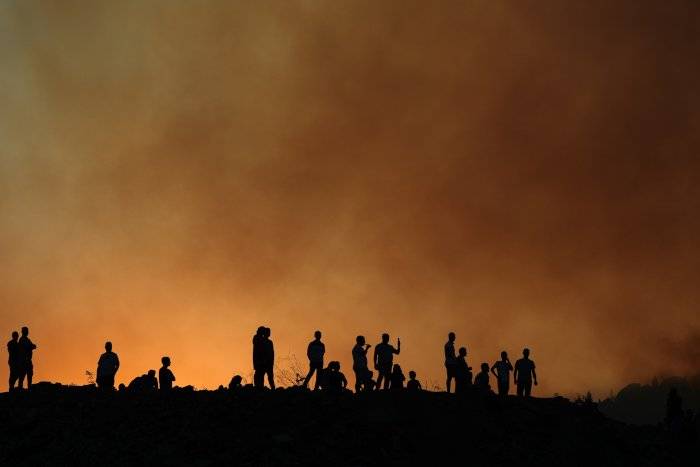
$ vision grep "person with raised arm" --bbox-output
[374,333,400,390]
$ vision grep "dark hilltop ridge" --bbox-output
[1,383,696,466]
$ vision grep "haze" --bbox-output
[1,0,699,396]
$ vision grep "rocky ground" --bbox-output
[0,383,696,466]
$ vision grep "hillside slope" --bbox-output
[0,384,696,466]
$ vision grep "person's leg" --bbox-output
[313,362,323,390]
[254,369,263,389]
[266,368,275,390]
[383,371,391,390]
[524,380,532,397]
[376,372,384,390]
[9,367,18,392]
[26,363,33,389]
[516,381,524,397]
[354,370,363,393]
[303,363,315,388]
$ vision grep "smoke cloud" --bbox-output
[1,0,699,395]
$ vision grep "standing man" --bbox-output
[303,330,325,390]
[7,331,20,392]
[97,341,120,391]
[514,348,538,397]
[17,327,37,390]
[444,332,457,393]
[352,335,373,392]
[374,333,400,390]
[491,351,514,396]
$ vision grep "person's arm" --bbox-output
[320,342,325,357]
[395,338,400,354]
[532,363,537,385]
[307,343,312,360]
[490,363,498,378]
[115,355,120,372]
[373,346,379,367]
[172,371,176,382]
[513,363,519,384]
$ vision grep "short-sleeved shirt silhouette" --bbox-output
[515,358,535,382]
[7,340,20,367]
[18,336,35,363]
[307,340,325,363]
[159,368,175,391]
[97,351,120,377]
[444,342,456,366]
[474,371,490,389]
[407,379,422,391]
[492,360,513,383]
[352,344,368,370]
[375,343,398,370]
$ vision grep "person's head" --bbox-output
[264,327,271,338]
[161,356,171,367]
[481,363,489,372]
[356,335,365,345]
[21,326,28,336]
[409,370,416,380]
[231,375,242,387]
[314,330,322,340]
[11,331,19,340]
[501,351,508,360]
[448,332,456,342]
[459,347,467,357]
[393,364,402,373]
[381,333,390,344]
[105,341,112,352]
[523,348,530,358]
[148,369,156,378]
[330,361,340,371]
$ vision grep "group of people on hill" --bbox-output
[95,341,176,393]
[6,327,37,392]
[444,332,538,396]
[5,327,537,397]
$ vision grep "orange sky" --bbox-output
[1,1,699,397]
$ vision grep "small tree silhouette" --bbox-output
[85,370,95,385]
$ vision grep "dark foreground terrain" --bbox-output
[0,384,696,466]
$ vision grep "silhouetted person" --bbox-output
[324,361,347,392]
[262,327,275,389]
[159,356,176,392]
[7,331,20,392]
[514,348,537,397]
[444,332,457,393]
[491,351,513,396]
[96,341,120,392]
[352,335,374,392]
[407,370,422,392]
[253,326,266,389]
[374,333,400,390]
[666,387,683,429]
[455,347,472,393]
[17,326,36,390]
[128,370,158,392]
[303,330,325,390]
[390,364,405,391]
[229,375,243,390]
[474,363,491,391]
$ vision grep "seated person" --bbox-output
[406,370,422,392]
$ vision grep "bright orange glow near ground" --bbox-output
[1,1,699,397]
